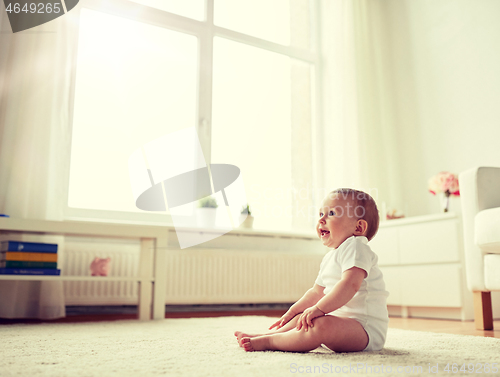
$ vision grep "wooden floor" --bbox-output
[1,311,499,339]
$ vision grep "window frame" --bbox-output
[64,0,324,228]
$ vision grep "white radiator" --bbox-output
[63,237,325,306]
[63,237,140,305]
[164,249,323,304]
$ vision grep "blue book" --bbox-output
[0,268,61,276]
[0,261,58,269]
[0,241,58,253]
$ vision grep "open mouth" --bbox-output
[320,230,330,238]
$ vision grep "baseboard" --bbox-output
[65,303,293,316]
[388,305,474,321]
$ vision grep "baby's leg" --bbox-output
[235,314,301,346]
[241,316,368,353]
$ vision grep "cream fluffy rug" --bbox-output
[1,316,499,377]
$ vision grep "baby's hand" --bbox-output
[269,310,295,330]
[296,305,325,332]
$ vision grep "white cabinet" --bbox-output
[368,213,473,320]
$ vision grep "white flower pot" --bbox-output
[196,208,217,228]
[239,214,254,229]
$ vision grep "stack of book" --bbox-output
[0,241,61,276]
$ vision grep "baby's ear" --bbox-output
[354,219,368,236]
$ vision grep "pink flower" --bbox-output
[428,172,460,196]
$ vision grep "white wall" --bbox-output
[385,0,500,217]
[321,0,500,218]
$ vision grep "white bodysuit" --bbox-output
[314,235,389,351]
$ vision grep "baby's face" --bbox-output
[316,195,359,249]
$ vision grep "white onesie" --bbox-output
[314,235,389,351]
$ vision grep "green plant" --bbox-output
[197,196,218,208]
[241,204,251,216]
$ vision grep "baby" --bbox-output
[235,188,389,353]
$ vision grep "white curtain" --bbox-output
[0,6,77,318]
[320,0,403,211]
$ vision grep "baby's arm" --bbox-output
[269,283,325,330]
[296,267,366,331]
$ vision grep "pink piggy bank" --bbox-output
[90,257,111,276]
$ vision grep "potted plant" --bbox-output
[239,204,254,229]
[196,196,218,228]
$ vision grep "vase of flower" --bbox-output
[428,172,460,213]
[440,192,451,212]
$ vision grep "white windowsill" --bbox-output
[58,216,321,241]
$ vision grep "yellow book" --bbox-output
[0,252,58,262]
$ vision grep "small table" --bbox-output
[0,218,168,320]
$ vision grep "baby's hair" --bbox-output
[329,188,380,241]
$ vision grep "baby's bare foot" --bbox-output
[234,331,247,347]
[234,331,260,347]
[241,336,271,352]
[241,337,255,352]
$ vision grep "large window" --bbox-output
[67,0,321,231]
